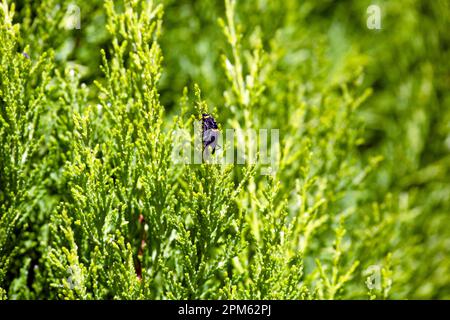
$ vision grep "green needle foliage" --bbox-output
[1,0,449,299]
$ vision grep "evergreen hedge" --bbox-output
[0,0,449,299]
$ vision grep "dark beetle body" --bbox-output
[202,113,219,154]
[202,113,218,130]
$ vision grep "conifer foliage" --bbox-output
[0,0,449,299]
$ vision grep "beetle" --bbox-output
[202,113,220,155]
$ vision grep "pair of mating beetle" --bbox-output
[202,113,220,155]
